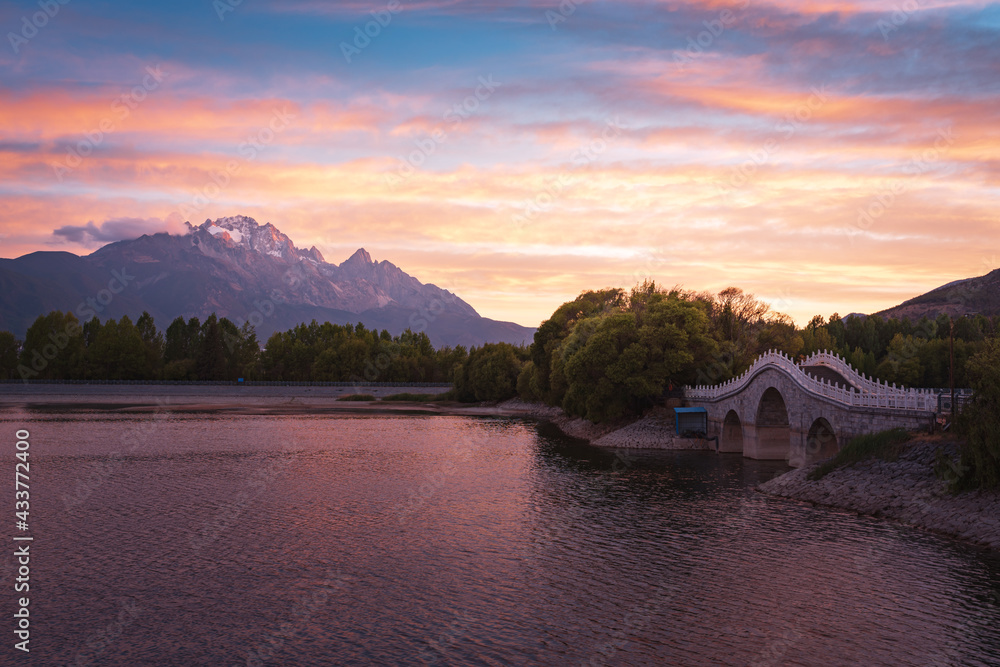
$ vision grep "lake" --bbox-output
[4,408,1000,665]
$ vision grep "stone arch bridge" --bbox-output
[684,350,938,467]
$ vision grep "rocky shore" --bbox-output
[758,439,1000,551]
[495,399,710,450]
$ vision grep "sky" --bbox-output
[1,0,998,328]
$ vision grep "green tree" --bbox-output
[529,288,625,403]
[165,316,200,364]
[163,316,200,380]
[556,292,717,422]
[955,340,1000,489]
[88,316,151,380]
[454,343,525,402]
[874,334,924,387]
[197,315,228,380]
[754,313,804,358]
[516,360,540,401]
[136,312,164,377]
[0,331,19,380]
[18,311,85,380]
[801,315,835,356]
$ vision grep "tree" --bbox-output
[0,331,19,380]
[165,316,201,364]
[163,316,201,379]
[88,316,150,380]
[801,319,835,356]
[136,312,164,377]
[754,313,803,358]
[874,334,924,387]
[197,315,228,380]
[529,288,625,403]
[556,292,717,422]
[955,340,1000,489]
[454,343,524,402]
[227,321,261,379]
[18,311,85,379]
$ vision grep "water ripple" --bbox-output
[2,410,998,666]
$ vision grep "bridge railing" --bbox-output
[802,350,940,410]
[684,349,938,412]
[800,350,885,394]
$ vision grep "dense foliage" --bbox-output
[2,287,997,423]
[799,311,993,388]
[517,283,722,422]
[517,282,999,422]
[953,341,1000,489]
[452,342,527,402]
[1,311,469,383]
[519,283,814,421]
[258,320,466,383]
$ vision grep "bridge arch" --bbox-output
[755,387,791,460]
[806,417,838,461]
[720,410,743,453]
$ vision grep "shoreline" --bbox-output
[492,399,713,450]
[758,438,1000,552]
[0,385,711,450]
[6,384,997,549]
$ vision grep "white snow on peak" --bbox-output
[206,224,244,243]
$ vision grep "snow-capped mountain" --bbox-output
[0,216,534,347]
[181,215,480,318]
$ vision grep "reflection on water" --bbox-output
[3,409,999,666]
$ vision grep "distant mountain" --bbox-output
[873,269,1000,321]
[0,215,535,347]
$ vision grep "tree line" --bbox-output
[516,282,999,422]
[3,287,997,402]
[0,310,492,384]
[3,289,998,487]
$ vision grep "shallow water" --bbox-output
[2,409,999,665]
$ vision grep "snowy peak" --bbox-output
[193,215,299,259]
[5,213,536,346]
[177,215,480,320]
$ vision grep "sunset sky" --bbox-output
[2,0,998,327]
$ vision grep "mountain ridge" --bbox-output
[0,216,535,347]
[873,269,1000,322]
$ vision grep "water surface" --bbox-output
[3,409,999,665]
